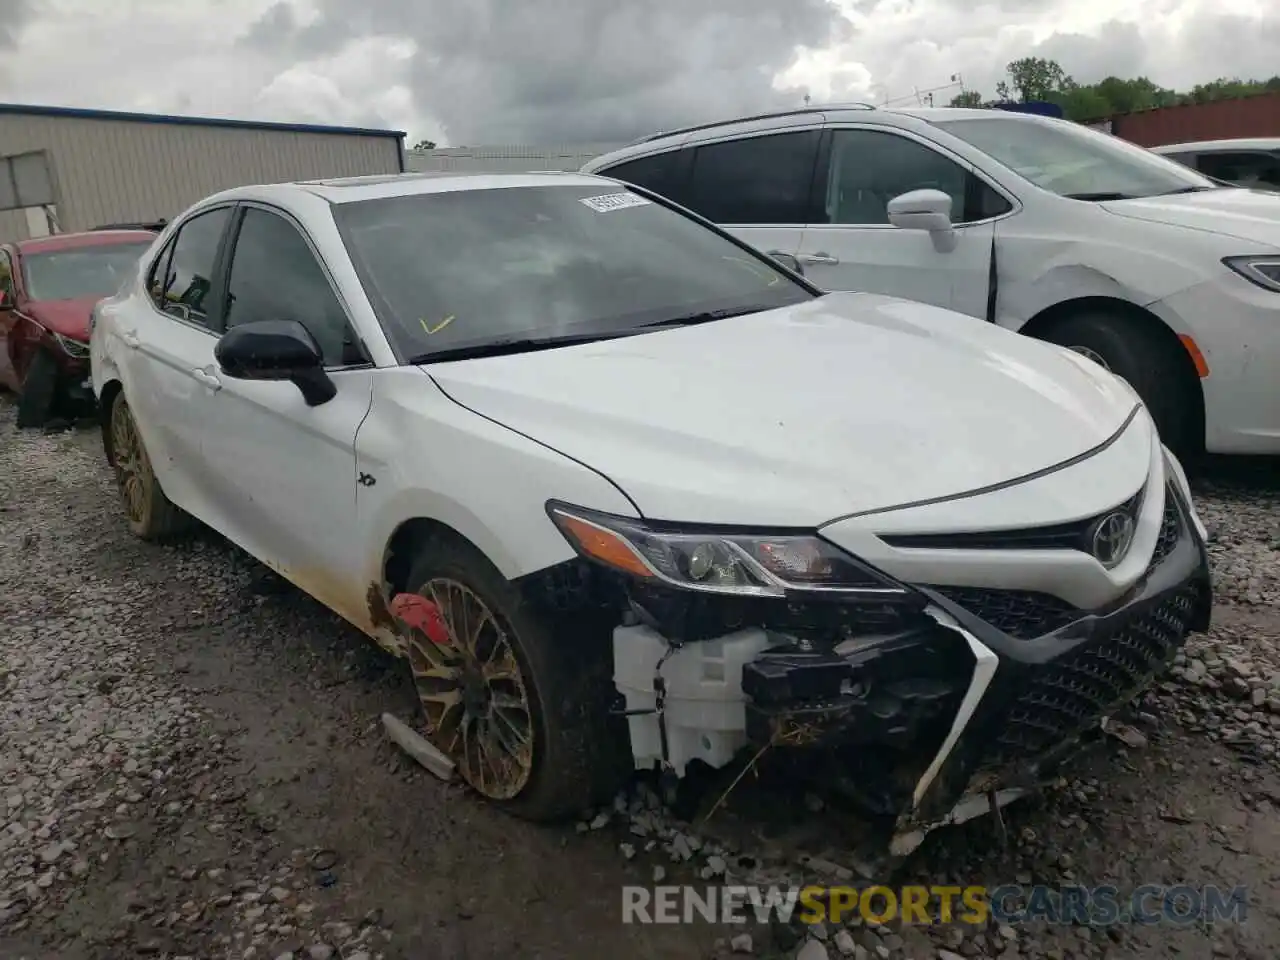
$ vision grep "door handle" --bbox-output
[192,368,222,391]
[799,252,839,265]
[120,329,140,349]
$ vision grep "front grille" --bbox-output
[881,488,1143,552]
[929,586,1079,640]
[982,586,1200,768]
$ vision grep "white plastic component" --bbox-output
[612,624,773,776]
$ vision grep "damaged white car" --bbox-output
[89,171,1212,855]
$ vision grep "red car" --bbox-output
[0,229,157,428]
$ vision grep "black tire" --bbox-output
[1039,311,1199,456]
[106,390,192,541]
[403,537,625,821]
[15,349,59,429]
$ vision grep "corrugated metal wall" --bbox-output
[405,143,623,174]
[0,112,402,241]
[1111,92,1280,147]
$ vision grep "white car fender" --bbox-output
[354,369,640,648]
[998,236,1208,335]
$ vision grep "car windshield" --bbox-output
[934,115,1220,200]
[333,183,814,360]
[21,243,152,300]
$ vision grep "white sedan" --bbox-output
[90,172,1213,853]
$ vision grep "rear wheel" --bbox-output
[402,539,624,821]
[107,391,191,541]
[15,349,59,429]
[1039,310,1200,456]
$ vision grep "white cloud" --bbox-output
[0,0,1276,145]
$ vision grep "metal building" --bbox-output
[0,103,406,242]
[405,143,623,174]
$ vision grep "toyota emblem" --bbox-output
[1091,510,1136,567]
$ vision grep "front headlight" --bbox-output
[547,501,909,598]
[1223,256,1280,292]
[52,331,90,359]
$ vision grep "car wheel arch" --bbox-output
[1021,295,1206,455]
[99,379,124,465]
[378,516,530,618]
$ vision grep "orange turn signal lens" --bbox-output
[1178,334,1209,378]
[551,510,654,579]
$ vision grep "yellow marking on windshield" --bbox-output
[420,315,455,335]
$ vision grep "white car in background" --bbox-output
[582,106,1280,457]
[1150,138,1280,192]
[90,172,1211,855]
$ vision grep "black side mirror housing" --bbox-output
[214,319,336,406]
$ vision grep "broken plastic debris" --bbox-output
[382,712,456,782]
[389,593,452,645]
[1100,716,1149,749]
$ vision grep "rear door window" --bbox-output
[685,130,821,225]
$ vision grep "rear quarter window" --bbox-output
[598,151,688,204]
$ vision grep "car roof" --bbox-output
[203,171,621,208]
[1150,137,1280,154]
[581,104,1032,170]
[15,229,157,255]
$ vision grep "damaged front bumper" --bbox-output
[613,483,1212,855]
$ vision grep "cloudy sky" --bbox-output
[0,0,1275,146]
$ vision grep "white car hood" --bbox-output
[1101,188,1280,248]
[425,292,1139,527]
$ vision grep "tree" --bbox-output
[411,139,437,151]
[1052,82,1112,122]
[1006,56,1068,102]
[942,61,1279,123]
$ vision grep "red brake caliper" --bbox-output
[390,592,453,646]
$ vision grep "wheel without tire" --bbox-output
[403,539,625,821]
[107,391,191,541]
[1040,311,1198,455]
[15,349,59,429]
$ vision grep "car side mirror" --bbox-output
[887,189,955,233]
[214,319,336,407]
[767,251,805,276]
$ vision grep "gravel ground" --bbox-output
[2,401,1279,960]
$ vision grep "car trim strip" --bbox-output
[822,403,1141,525]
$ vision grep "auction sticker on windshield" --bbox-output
[580,192,652,213]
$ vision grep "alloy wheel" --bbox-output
[406,578,536,800]
[110,399,149,524]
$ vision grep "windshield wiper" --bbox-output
[1153,185,1218,196]
[409,330,636,364]
[1063,191,1138,201]
[636,304,773,329]
[409,304,776,364]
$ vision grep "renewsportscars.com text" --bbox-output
[621,884,1249,927]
